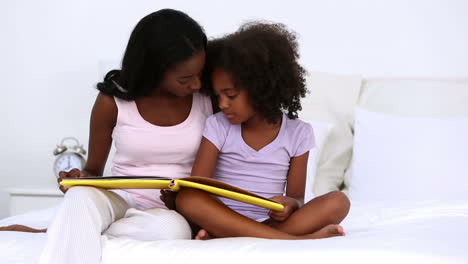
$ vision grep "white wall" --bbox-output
[1,0,467,218]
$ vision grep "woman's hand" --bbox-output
[57,169,90,194]
[160,189,178,210]
[268,196,300,222]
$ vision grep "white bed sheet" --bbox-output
[1,200,467,264]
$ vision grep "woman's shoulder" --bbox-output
[96,91,116,105]
[94,92,118,112]
[91,92,118,124]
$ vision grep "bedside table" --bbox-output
[6,187,63,216]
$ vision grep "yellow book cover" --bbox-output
[60,176,284,212]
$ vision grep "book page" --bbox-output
[177,177,274,202]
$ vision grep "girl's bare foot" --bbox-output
[0,224,46,233]
[195,229,214,240]
[306,224,345,239]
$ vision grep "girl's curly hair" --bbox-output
[204,21,307,124]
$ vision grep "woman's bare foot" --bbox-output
[195,229,214,240]
[306,224,345,239]
[0,224,46,233]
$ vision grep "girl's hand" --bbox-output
[57,169,90,194]
[268,196,300,222]
[160,189,178,210]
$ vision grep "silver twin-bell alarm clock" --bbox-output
[53,137,87,178]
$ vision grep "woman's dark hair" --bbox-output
[97,9,207,100]
[204,22,307,124]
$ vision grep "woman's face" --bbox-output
[159,50,206,97]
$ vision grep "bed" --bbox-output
[1,200,467,264]
[1,74,467,264]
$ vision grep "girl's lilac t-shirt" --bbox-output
[202,112,315,220]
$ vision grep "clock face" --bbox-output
[54,153,84,177]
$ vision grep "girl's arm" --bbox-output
[58,92,116,193]
[162,137,219,209]
[191,137,220,178]
[268,151,309,221]
[285,151,309,206]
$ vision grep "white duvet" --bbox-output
[1,200,467,264]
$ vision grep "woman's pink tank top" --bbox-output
[111,92,212,210]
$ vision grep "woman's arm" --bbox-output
[58,92,117,193]
[82,92,117,176]
[268,151,309,221]
[0,93,119,233]
[191,137,220,178]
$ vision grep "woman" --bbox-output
[1,9,212,264]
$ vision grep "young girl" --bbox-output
[1,9,212,264]
[176,22,351,240]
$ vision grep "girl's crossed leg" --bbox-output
[176,189,350,240]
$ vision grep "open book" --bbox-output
[60,176,284,211]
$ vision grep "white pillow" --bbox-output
[301,71,362,196]
[303,120,334,203]
[349,108,468,203]
[346,78,468,194]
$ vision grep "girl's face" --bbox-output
[212,68,256,124]
[159,50,206,97]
